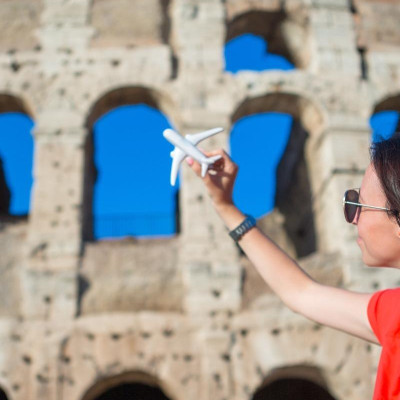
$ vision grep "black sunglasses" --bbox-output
[343,188,391,223]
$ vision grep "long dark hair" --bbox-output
[370,132,400,226]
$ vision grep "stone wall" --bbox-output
[0,0,400,399]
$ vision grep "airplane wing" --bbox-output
[169,147,186,186]
[185,127,224,146]
[164,127,224,186]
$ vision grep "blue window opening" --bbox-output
[0,112,34,216]
[93,104,179,240]
[370,110,400,142]
[225,33,295,73]
[230,112,293,218]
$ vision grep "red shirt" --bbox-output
[368,288,400,399]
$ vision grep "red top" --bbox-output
[368,288,400,400]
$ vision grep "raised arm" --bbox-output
[187,149,377,344]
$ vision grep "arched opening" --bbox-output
[371,94,400,142]
[84,87,180,241]
[231,93,324,259]
[81,371,174,400]
[0,94,34,222]
[253,377,337,400]
[253,366,337,400]
[93,383,171,400]
[225,10,310,70]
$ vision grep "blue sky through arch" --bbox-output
[0,112,34,215]
[93,104,179,240]
[230,113,292,218]
[225,33,295,73]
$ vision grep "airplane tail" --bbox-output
[201,155,222,177]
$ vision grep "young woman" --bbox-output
[186,133,400,399]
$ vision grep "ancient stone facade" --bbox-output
[1,0,400,399]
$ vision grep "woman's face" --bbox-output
[354,163,400,268]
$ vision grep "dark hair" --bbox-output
[370,132,400,226]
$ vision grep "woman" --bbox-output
[186,133,400,399]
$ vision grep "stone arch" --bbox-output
[232,93,325,137]
[0,93,33,117]
[83,86,180,241]
[373,93,400,114]
[80,371,175,400]
[225,9,311,69]
[253,365,337,400]
[86,86,178,130]
[231,92,325,258]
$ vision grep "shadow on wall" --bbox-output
[274,120,316,258]
[0,157,10,215]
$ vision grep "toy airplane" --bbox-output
[163,127,224,186]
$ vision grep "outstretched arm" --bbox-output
[187,150,377,344]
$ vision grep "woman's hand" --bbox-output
[186,149,238,210]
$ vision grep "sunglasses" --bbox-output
[343,188,391,223]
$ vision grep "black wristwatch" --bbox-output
[229,215,256,242]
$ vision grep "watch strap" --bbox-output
[229,215,256,242]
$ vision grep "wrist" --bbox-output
[212,201,245,230]
[212,200,235,215]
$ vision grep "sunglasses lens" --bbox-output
[344,190,359,223]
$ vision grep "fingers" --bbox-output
[209,149,238,174]
[185,149,237,178]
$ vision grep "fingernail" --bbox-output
[186,157,194,166]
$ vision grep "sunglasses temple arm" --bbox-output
[344,201,390,211]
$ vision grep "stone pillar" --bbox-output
[22,113,86,320]
[309,0,360,77]
[179,124,242,315]
[199,331,233,400]
[171,0,243,316]
[172,0,225,77]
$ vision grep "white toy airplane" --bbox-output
[163,127,224,186]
